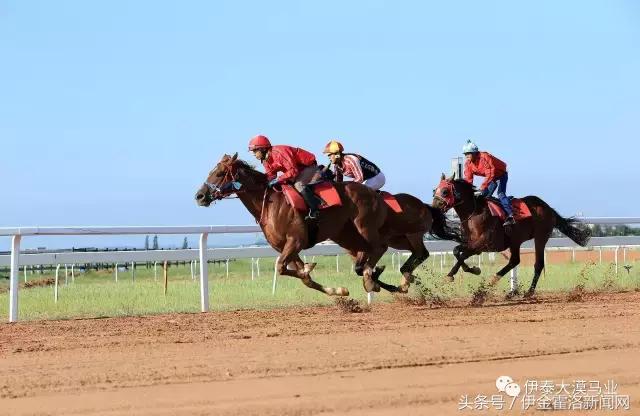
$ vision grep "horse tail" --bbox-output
[426,204,463,243]
[553,210,591,247]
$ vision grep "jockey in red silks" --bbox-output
[322,140,386,191]
[248,135,322,220]
[462,140,515,226]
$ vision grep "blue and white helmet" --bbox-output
[462,140,479,154]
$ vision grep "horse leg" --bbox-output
[455,245,482,275]
[398,233,430,293]
[347,249,397,292]
[488,244,521,287]
[525,233,551,298]
[278,242,349,296]
[360,245,387,293]
[446,245,477,281]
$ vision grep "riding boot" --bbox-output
[300,186,321,220]
[499,194,515,226]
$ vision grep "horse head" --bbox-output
[432,173,475,212]
[194,153,266,207]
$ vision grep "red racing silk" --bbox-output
[463,152,507,190]
[263,145,317,184]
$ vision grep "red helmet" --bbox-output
[248,135,272,151]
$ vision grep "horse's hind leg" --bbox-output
[489,244,521,287]
[397,233,430,293]
[525,232,551,298]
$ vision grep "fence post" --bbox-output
[54,264,61,303]
[65,264,69,285]
[71,264,75,283]
[251,257,255,281]
[510,267,519,292]
[226,259,229,278]
[367,292,374,305]
[256,258,261,278]
[9,235,21,322]
[115,263,119,282]
[336,255,340,273]
[23,265,27,283]
[131,261,135,281]
[272,256,280,295]
[154,261,158,281]
[615,246,619,275]
[199,233,209,312]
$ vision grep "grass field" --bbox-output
[1,252,639,321]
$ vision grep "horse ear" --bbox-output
[440,173,446,181]
[231,152,238,162]
[448,173,456,181]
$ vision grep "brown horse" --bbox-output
[335,193,462,293]
[432,174,591,297]
[195,153,389,295]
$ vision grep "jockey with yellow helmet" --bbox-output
[322,140,386,191]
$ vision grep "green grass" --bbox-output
[1,253,639,321]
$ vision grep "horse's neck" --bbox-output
[237,187,265,220]
[236,168,269,220]
[454,198,479,222]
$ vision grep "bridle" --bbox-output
[204,162,242,201]
[434,180,479,223]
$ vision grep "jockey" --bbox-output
[462,140,515,226]
[322,140,386,191]
[248,135,322,220]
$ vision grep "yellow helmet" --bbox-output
[323,140,344,155]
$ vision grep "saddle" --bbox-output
[280,183,405,214]
[485,197,532,222]
[281,182,342,212]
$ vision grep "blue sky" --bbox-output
[1,1,638,249]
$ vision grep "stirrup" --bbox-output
[305,210,319,220]
[503,216,516,226]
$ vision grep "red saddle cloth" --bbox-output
[380,192,403,213]
[487,198,532,221]
[281,182,342,212]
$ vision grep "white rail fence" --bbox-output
[2,218,639,322]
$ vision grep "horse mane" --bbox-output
[233,158,267,183]
[453,179,476,192]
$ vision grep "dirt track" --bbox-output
[1,291,639,415]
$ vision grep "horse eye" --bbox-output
[432,189,436,196]
[441,189,449,196]
[216,171,225,177]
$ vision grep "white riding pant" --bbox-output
[362,172,386,191]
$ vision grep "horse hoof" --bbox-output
[398,284,409,293]
[523,290,535,299]
[304,262,317,274]
[363,279,376,293]
[401,273,416,287]
[469,266,482,275]
[488,275,501,287]
[444,275,455,283]
[335,287,350,297]
[505,290,520,300]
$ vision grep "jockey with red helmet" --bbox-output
[462,140,515,226]
[248,135,322,220]
[322,140,386,191]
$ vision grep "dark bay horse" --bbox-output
[195,153,389,296]
[432,174,591,297]
[335,194,462,293]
